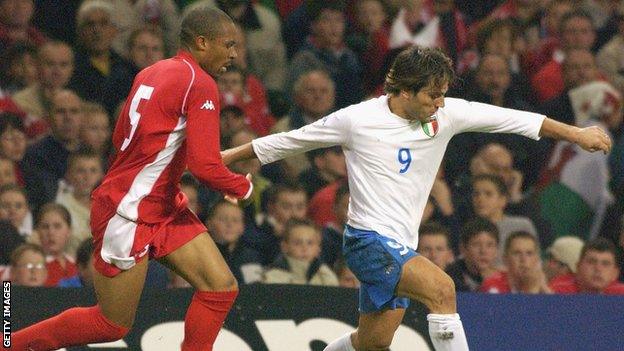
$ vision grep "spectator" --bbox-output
[347,0,390,94]
[0,184,33,237]
[55,149,104,255]
[550,237,624,294]
[544,236,584,284]
[0,158,16,187]
[79,102,112,167]
[206,200,263,284]
[481,231,551,294]
[446,218,499,292]
[22,89,83,211]
[531,11,597,102]
[334,257,360,288]
[471,174,538,260]
[271,69,336,178]
[106,0,181,58]
[58,238,95,288]
[220,104,247,147]
[0,220,24,265]
[288,1,363,109]
[68,0,133,111]
[8,243,47,287]
[0,0,46,51]
[33,203,77,286]
[263,218,339,286]
[217,65,276,136]
[103,27,165,116]
[597,11,624,94]
[320,181,348,266]
[299,146,346,198]
[12,41,74,138]
[0,112,27,185]
[417,222,455,271]
[243,183,307,265]
[187,0,287,93]
[0,43,38,93]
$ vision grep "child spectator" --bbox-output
[446,218,499,292]
[244,183,308,265]
[471,174,537,261]
[0,112,27,185]
[0,184,33,237]
[79,103,111,167]
[9,243,47,287]
[58,238,95,288]
[56,149,104,254]
[418,222,455,271]
[550,237,624,294]
[34,203,77,286]
[206,200,262,284]
[263,219,338,286]
[544,236,584,284]
[481,231,551,294]
[334,257,360,289]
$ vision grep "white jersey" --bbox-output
[252,96,545,249]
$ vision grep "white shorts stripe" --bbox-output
[101,214,139,270]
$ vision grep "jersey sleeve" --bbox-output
[444,98,546,140]
[185,77,252,199]
[251,109,352,165]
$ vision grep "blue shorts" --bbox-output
[343,225,418,313]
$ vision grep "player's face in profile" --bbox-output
[406,81,448,122]
[200,21,238,77]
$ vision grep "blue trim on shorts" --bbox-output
[343,225,418,313]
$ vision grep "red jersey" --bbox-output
[92,51,251,224]
[480,271,512,293]
[549,274,624,295]
[44,255,77,287]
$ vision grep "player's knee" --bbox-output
[196,270,238,292]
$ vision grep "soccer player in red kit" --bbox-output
[12,7,252,351]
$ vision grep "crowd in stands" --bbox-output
[0,0,623,296]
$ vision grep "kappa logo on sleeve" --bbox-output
[201,100,215,110]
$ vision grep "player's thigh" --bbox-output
[93,257,149,329]
[395,255,456,313]
[157,232,236,291]
[355,308,405,350]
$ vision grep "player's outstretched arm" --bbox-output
[221,142,256,166]
[539,117,612,154]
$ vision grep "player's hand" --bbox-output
[574,126,612,154]
[224,173,253,206]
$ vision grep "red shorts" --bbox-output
[91,206,206,277]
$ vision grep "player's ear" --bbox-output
[195,35,209,51]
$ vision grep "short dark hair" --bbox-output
[76,238,94,267]
[472,174,508,197]
[420,221,450,239]
[283,218,320,242]
[580,237,617,261]
[461,217,499,247]
[503,231,538,255]
[180,6,233,47]
[67,148,102,171]
[0,112,25,135]
[476,18,518,54]
[36,203,72,228]
[384,46,455,95]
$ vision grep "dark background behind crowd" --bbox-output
[0,0,623,295]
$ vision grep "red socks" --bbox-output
[11,306,129,351]
[181,290,239,351]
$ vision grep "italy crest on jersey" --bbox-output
[421,116,438,137]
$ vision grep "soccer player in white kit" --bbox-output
[222,47,612,351]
